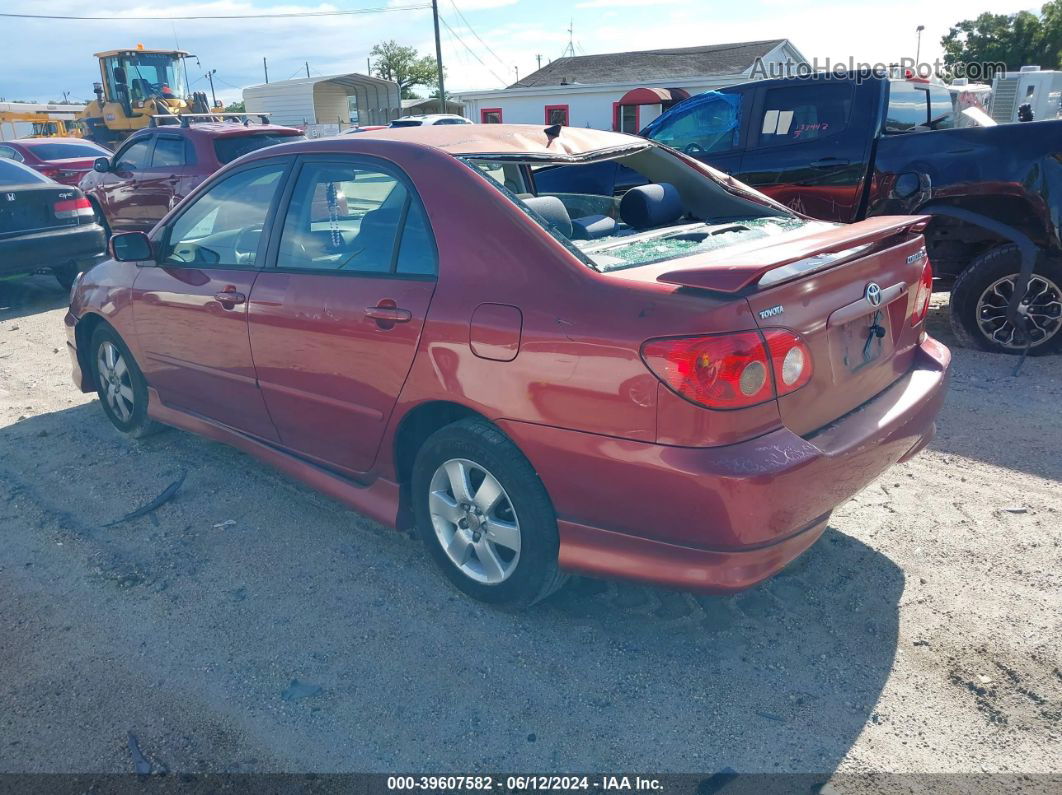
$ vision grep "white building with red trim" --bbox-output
[454,40,807,132]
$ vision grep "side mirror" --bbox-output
[110,231,153,263]
[93,156,111,173]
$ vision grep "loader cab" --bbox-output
[97,48,191,118]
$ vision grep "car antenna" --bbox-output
[544,124,562,144]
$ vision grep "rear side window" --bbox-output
[0,159,48,184]
[389,119,423,128]
[151,137,192,167]
[885,83,930,132]
[757,83,852,145]
[213,133,303,164]
[277,160,436,275]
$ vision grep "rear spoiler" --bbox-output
[656,215,930,293]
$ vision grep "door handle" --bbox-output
[214,289,246,307]
[366,300,412,328]
[809,158,850,169]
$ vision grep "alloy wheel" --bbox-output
[428,458,521,585]
[976,273,1062,351]
[96,340,135,423]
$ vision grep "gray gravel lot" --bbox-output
[0,277,1059,777]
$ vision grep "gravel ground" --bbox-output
[0,276,1059,779]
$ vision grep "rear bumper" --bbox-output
[0,224,106,276]
[500,336,950,592]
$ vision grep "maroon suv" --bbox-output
[66,125,950,607]
[78,121,302,235]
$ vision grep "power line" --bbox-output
[446,0,508,71]
[0,5,430,20]
[438,16,508,88]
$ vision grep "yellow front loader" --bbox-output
[77,45,212,148]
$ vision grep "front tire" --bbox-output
[411,418,567,607]
[949,244,1062,355]
[90,324,159,438]
[54,264,79,291]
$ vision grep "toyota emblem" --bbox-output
[865,282,882,307]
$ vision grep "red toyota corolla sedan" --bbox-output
[65,124,950,606]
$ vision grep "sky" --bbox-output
[0,0,1043,106]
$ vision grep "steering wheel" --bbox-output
[233,226,264,266]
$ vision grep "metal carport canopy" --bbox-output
[242,73,401,126]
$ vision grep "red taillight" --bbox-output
[642,329,811,410]
[53,196,94,220]
[763,329,813,396]
[911,257,933,325]
[37,166,61,178]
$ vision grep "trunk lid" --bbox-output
[656,215,931,436]
[0,184,87,238]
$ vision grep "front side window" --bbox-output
[162,163,286,267]
[757,83,852,146]
[648,96,739,154]
[115,138,153,172]
[0,146,18,161]
[278,160,436,275]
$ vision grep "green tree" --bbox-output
[942,1,1062,72]
[223,100,246,113]
[370,40,440,99]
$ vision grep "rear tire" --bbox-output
[411,418,567,607]
[949,244,1062,355]
[89,324,160,439]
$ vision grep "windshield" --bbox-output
[462,145,800,272]
[0,159,49,185]
[213,132,304,164]
[104,52,190,103]
[27,142,106,161]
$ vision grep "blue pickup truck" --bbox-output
[537,72,1062,355]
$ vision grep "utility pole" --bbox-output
[305,61,310,78]
[263,56,269,83]
[205,69,217,107]
[431,0,445,104]
[367,57,371,75]
[514,66,519,82]
[915,24,925,64]
[536,54,542,71]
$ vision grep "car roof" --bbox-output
[353,123,641,156]
[397,114,468,121]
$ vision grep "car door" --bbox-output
[248,156,437,474]
[134,134,198,227]
[99,136,155,232]
[738,80,876,222]
[132,159,291,440]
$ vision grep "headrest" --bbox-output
[524,195,573,238]
[571,214,617,240]
[619,183,684,230]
